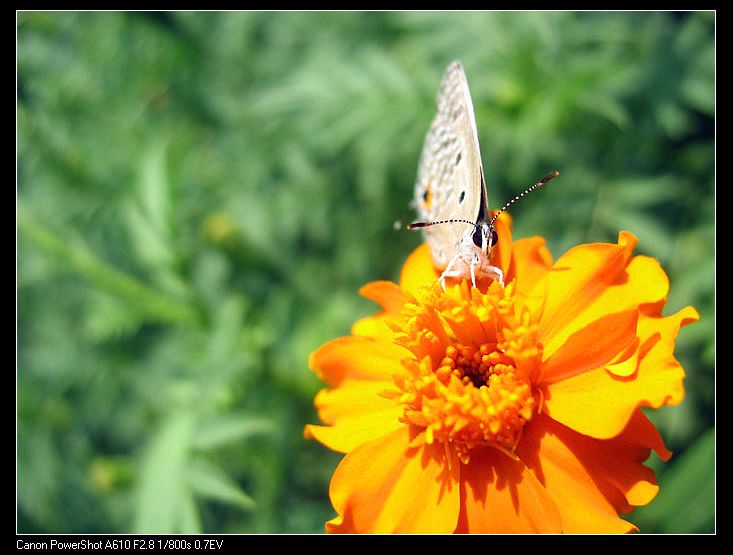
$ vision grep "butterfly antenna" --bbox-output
[489,170,560,227]
[394,200,420,230]
[407,218,478,230]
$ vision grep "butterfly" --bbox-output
[409,60,558,289]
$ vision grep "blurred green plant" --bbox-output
[17,11,714,533]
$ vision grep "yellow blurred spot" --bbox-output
[203,212,237,244]
[88,459,115,493]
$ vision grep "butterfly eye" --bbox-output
[472,227,483,247]
[489,230,498,247]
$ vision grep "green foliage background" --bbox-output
[17,11,714,534]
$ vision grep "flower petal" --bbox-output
[539,232,670,359]
[602,409,671,506]
[305,381,402,453]
[534,411,666,512]
[309,336,411,387]
[539,308,639,384]
[456,446,562,533]
[400,243,439,298]
[351,316,395,342]
[311,379,398,424]
[518,414,648,533]
[605,336,642,378]
[359,280,410,313]
[625,408,672,463]
[507,236,554,300]
[541,306,698,439]
[352,281,411,340]
[326,426,461,533]
[632,305,700,408]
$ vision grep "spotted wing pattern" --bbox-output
[414,61,489,268]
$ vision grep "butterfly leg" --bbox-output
[485,265,504,287]
[438,254,464,291]
[469,257,478,288]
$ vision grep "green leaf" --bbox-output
[134,412,196,533]
[125,142,175,269]
[192,415,277,451]
[18,206,200,326]
[179,488,203,534]
[188,458,256,511]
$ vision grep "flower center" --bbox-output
[384,282,540,463]
[438,343,512,388]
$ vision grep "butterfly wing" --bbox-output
[414,60,489,269]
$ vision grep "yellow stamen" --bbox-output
[388,281,541,463]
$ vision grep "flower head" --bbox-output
[306,214,698,533]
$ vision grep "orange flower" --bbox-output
[305,214,698,533]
